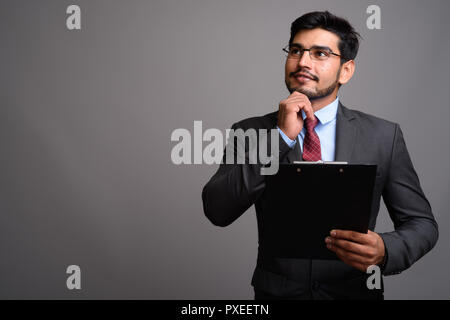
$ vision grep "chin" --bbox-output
[292,87,316,97]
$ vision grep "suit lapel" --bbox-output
[334,102,357,162]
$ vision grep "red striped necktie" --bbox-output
[302,116,322,161]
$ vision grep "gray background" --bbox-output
[0,0,449,299]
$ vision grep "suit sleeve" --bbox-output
[379,124,439,276]
[202,122,292,227]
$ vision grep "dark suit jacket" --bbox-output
[202,102,438,299]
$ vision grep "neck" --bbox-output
[310,93,338,112]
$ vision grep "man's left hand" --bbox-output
[325,229,385,272]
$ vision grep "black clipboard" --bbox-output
[260,162,377,260]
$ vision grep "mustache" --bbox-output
[290,69,319,82]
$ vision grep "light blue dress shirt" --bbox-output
[277,97,339,161]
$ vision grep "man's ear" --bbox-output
[338,60,355,85]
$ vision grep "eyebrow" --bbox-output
[290,43,333,52]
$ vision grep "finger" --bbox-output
[284,96,314,120]
[328,245,369,272]
[285,97,311,106]
[302,104,315,120]
[282,103,301,113]
[285,95,311,105]
[328,238,373,257]
[286,100,310,110]
[289,91,308,99]
[326,241,373,265]
[287,101,314,119]
[367,230,381,242]
[280,97,307,108]
[330,229,372,245]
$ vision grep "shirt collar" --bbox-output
[301,96,339,125]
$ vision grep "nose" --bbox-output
[298,50,312,69]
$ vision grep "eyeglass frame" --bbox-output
[282,44,344,61]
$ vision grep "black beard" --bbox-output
[286,68,341,101]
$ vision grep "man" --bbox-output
[201,11,438,300]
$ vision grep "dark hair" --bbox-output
[289,11,361,62]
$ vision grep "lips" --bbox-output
[294,73,315,83]
[294,73,315,81]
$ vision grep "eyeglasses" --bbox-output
[282,45,342,61]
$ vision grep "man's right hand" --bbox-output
[277,92,315,140]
